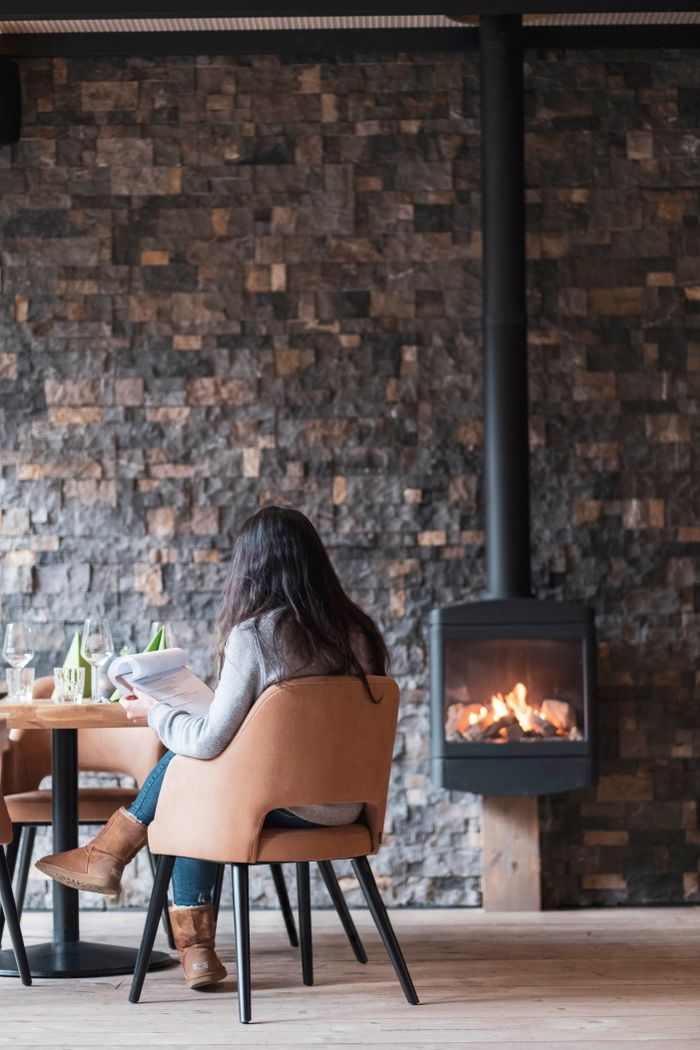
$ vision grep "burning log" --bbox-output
[531,712,558,737]
[445,702,484,736]
[479,715,516,741]
[444,683,581,742]
[540,698,577,733]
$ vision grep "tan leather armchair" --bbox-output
[0,791,31,984]
[131,675,418,1023]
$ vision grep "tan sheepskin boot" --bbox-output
[169,904,227,989]
[35,807,147,895]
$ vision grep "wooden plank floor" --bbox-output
[1,907,699,1048]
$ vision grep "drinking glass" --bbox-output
[7,667,34,703]
[148,620,169,647]
[2,622,34,669]
[80,618,114,704]
[54,666,85,704]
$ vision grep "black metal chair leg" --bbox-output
[14,824,36,921]
[129,854,175,1004]
[146,847,176,951]
[212,863,224,923]
[0,849,31,985]
[0,826,23,949]
[296,861,313,986]
[231,864,251,1024]
[318,860,368,964]
[269,863,299,948]
[351,856,419,1005]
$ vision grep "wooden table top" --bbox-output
[0,699,133,730]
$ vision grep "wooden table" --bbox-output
[0,699,171,979]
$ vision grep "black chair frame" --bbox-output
[131,854,419,1024]
[1,825,367,967]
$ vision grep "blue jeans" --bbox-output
[128,750,322,906]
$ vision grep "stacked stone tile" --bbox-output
[0,49,697,908]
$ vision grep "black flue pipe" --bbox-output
[480,14,532,599]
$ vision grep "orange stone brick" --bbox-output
[45,380,101,406]
[64,480,117,506]
[81,82,138,111]
[245,265,271,293]
[211,208,228,237]
[389,587,406,618]
[0,353,17,380]
[321,94,339,123]
[243,448,261,478]
[5,550,35,567]
[626,131,653,160]
[646,272,675,286]
[454,421,484,447]
[332,476,347,506]
[597,773,654,802]
[15,296,28,323]
[298,65,321,94]
[146,407,191,424]
[418,530,446,547]
[582,874,627,891]
[115,378,144,406]
[587,287,644,315]
[49,408,103,425]
[193,549,220,563]
[147,507,175,537]
[186,378,256,406]
[583,830,629,847]
[460,530,485,545]
[173,335,203,350]
[575,500,602,525]
[134,564,165,603]
[645,414,690,443]
[140,250,170,266]
[191,507,219,535]
[678,527,700,542]
[52,58,68,84]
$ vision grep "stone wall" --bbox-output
[0,48,698,910]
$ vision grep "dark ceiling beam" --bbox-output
[3,25,700,57]
[0,28,474,57]
[0,0,698,16]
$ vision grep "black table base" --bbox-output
[0,941,172,979]
[2,725,173,979]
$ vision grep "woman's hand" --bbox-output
[119,687,158,726]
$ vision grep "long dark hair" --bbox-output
[218,506,388,697]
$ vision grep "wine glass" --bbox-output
[148,620,169,647]
[81,618,114,704]
[2,622,34,669]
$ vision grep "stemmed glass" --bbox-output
[80,618,114,704]
[2,622,34,669]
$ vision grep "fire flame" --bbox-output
[445,682,581,742]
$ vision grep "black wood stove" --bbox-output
[430,598,596,796]
[429,16,597,798]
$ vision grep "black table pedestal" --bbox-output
[1,726,173,979]
[0,941,172,978]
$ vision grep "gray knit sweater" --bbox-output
[148,610,370,826]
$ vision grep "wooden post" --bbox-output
[481,796,541,911]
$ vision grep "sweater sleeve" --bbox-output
[147,624,264,759]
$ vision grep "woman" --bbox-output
[36,506,388,989]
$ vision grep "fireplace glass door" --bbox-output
[443,637,586,744]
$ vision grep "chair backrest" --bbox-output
[0,675,164,794]
[150,675,400,864]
